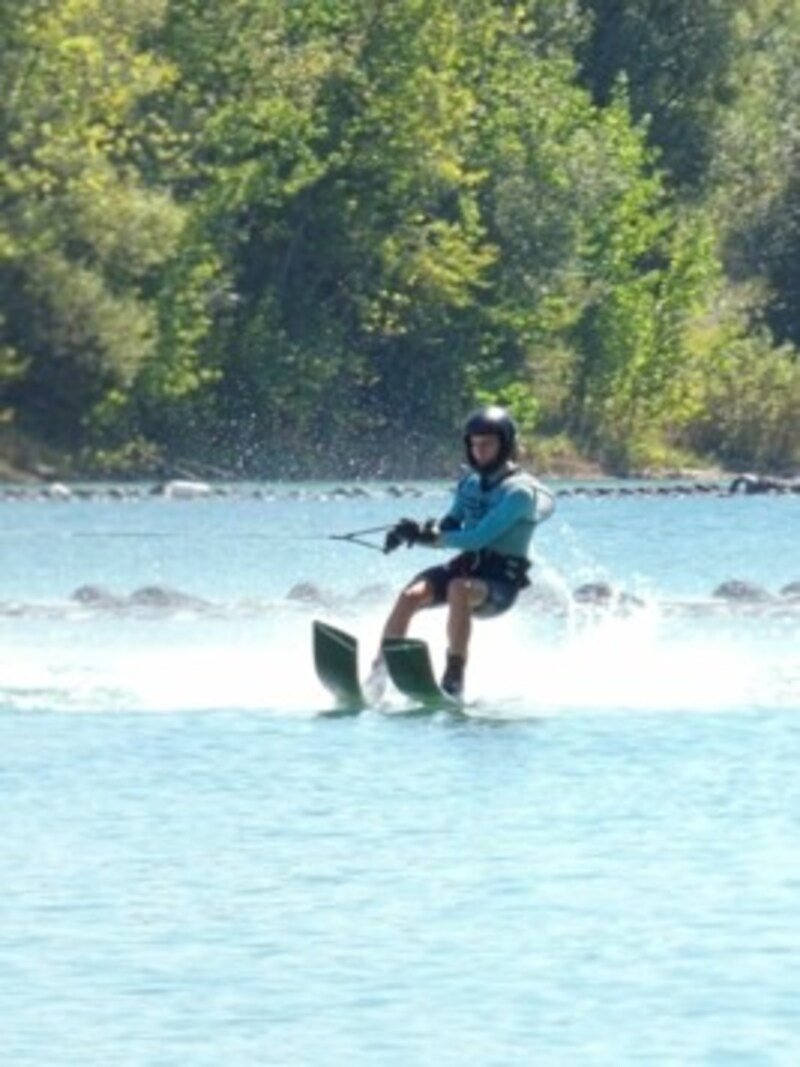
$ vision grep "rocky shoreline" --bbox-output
[0,578,796,621]
[0,472,798,503]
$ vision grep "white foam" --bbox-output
[0,598,797,716]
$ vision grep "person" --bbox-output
[372,405,555,697]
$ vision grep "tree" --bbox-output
[578,0,742,191]
[0,0,183,455]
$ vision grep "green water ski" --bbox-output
[382,637,462,710]
[312,620,365,710]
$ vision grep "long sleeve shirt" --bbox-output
[437,466,555,558]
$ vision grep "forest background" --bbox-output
[1,0,799,479]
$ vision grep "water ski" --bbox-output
[312,620,365,710]
[382,637,462,710]
[313,621,461,713]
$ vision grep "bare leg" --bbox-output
[446,577,488,659]
[440,578,489,696]
[381,579,434,643]
[364,579,435,699]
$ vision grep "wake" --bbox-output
[1,597,797,716]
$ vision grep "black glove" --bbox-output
[383,518,438,554]
[416,519,438,545]
[383,518,420,554]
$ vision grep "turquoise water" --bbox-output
[2,485,799,1063]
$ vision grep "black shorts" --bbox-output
[410,553,523,620]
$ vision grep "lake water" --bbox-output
[1,483,799,1064]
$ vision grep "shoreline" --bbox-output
[0,443,796,492]
[1,474,798,501]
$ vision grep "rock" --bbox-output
[129,585,210,610]
[573,581,615,604]
[287,582,329,605]
[572,582,645,610]
[154,479,213,499]
[712,580,773,602]
[729,473,800,494]
[71,585,125,609]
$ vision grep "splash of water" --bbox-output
[0,596,797,716]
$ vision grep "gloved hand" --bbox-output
[383,518,420,554]
[383,518,438,553]
[416,519,438,545]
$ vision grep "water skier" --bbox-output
[372,405,555,698]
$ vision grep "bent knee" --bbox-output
[447,577,487,610]
[399,580,433,612]
[447,577,473,605]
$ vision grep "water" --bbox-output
[1,484,799,1064]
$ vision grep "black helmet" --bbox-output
[463,405,517,472]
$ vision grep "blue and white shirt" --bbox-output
[437,465,555,558]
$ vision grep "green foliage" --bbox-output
[0,0,183,444]
[578,0,743,190]
[0,0,798,475]
[685,322,800,471]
